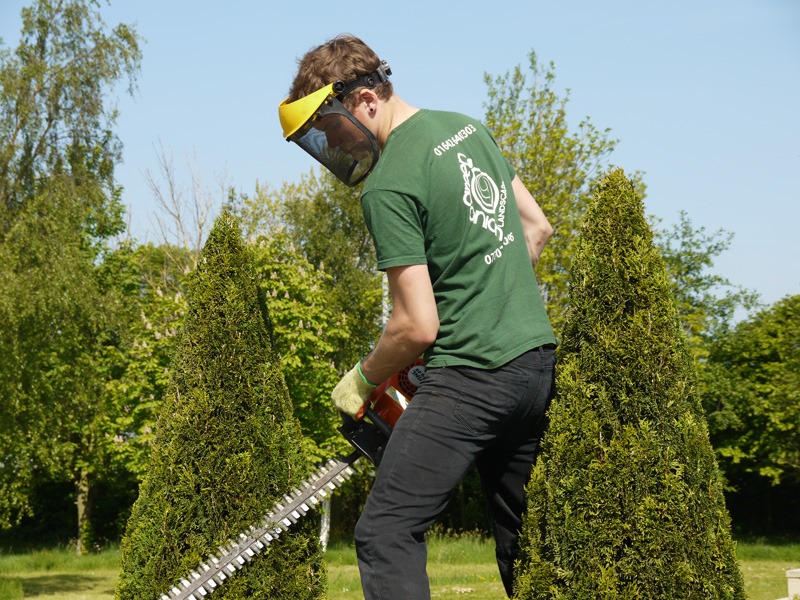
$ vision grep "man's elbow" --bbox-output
[526,221,554,253]
[404,313,438,350]
[414,316,439,348]
[542,220,554,242]
[389,307,439,352]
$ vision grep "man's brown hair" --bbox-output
[287,34,393,108]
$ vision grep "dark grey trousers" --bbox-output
[354,345,557,599]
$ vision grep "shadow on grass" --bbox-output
[20,572,109,595]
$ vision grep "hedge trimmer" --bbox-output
[160,360,426,600]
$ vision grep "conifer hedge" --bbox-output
[116,211,325,599]
[514,169,745,599]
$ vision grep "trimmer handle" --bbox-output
[338,409,392,466]
[338,359,426,466]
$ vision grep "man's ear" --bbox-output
[358,88,379,112]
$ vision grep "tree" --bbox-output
[483,51,619,334]
[105,143,224,481]
[144,141,222,262]
[105,242,191,478]
[0,179,122,537]
[273,172,384,367]
[514,169,744,599]
[234,176,383,436]
[117,211,325,599]
[705,294,800,487]
[655,211,759,359]
[653,213,774,501]
[0,0,141,552]
[234,181,360,457]
[0,176,144,552]
[236,174,383,367]
[0,0,141,223]
[234,177,382,541]
[250,226,350,464]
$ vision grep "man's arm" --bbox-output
[512,175,553,267]
[359,263,439,385]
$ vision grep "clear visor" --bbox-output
[288,97,379,187]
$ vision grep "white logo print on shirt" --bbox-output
[458,152,507,242]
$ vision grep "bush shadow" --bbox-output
[21,572,109,596]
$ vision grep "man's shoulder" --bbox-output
[423,109,481,125]
[364,111,489,193]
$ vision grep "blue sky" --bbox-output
[1,0,798,311]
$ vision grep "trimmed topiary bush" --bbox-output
[116,211,325,599]
[514,169,744,599]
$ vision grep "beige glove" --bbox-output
[332,362,377,418]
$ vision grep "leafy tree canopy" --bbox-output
[705,294,800,486]
[483,51,620,333]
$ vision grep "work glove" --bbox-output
[332,361,377,418]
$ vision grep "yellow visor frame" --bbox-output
[278,84,381,187]
[279,83,335,140]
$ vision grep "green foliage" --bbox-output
[233,178,382,458]
[655,211,759,356]
[104,243,192,477]
[705,294,800,486]
[0,0,141,547]
[515,169,744,599]
[653,212,763,493]
[483,52,620,334]
[0,178,129,532]
[116,211,325,599]
[269,172,383,366]
[250,226,350,463]
[271,171,383,518]
[234,175,382,371]
[0,0,141,228]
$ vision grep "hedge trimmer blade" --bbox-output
[161,450,360,600]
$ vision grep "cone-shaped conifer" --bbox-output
[514,169,744,599]
[116,211,324,599]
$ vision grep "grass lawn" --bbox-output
[327,534,507,599]
[736,539,800,600]
[0,548,119,600]
[0,536,796,599]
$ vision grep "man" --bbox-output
[279,34,557,599]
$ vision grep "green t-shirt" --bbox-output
[361,110,556,369]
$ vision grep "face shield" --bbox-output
[279,62,391,187]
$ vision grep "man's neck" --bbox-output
[377,96,419,147]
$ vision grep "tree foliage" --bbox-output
[233,174,385,536]
[515,169,743,599]
[704,294,800,487]
[234,177,382,444]
[0,178,111,526]
[117,211,325,599]
[0,0,141,227]
[235,174,382,368]
[0,0,141,549]
[655,211,759,355]
[105,243,191,478]
[483,51,619,334]
[278,172,383,366]
[250,228,350,463]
